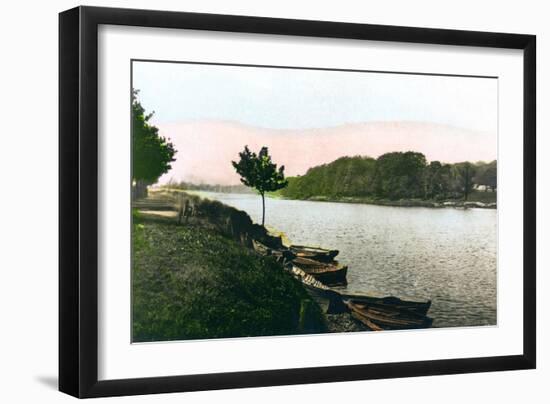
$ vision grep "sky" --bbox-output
[132,60,498,185]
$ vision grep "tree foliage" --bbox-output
[232,146,288,225]
[283,156,376,199]
[425,161,453,199]
[372,152,427,199]
[280,152,496,202]
[132,90,176,184]
[454,162,477,201]
[474,160,497,191]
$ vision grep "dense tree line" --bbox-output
[280,152,496,201]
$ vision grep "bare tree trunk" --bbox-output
[133,179,148,200]
[261,192,265,227]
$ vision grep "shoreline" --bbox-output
[162,187,497,210]
[271,194,497,209]
[134,190,361,337]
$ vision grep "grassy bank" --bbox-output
[132,212,326,342]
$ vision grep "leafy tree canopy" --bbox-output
[474,160,497,190]
[132,90,176,183]
[232,146,288,194]
[232,146,288,225]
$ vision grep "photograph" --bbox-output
[130,60,498,343]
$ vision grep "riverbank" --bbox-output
[132,211,328,341]
[273,191,496,209]
[162,186,496,209]
[132,190,373,341]
[195,190,496,328]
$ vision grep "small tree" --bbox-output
[232,146,288,226]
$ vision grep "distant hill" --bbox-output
[154,120,497,186]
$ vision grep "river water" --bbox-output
[196,191,497,328]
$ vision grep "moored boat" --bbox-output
[252,239,270,255]
[290,266,347,314]
[252,239,296,261]
[341,293,431,316]
[254,237,433,327]
[292,256,348,286]
[345,299,433,331]
[290,245,339,262]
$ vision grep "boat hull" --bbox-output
[341,294,431,316]
[307,266,348,286]
[290,266,348,314]
[252,239,296,261]
[345,300,433,330]
[293,257,348,286]
[290,245,339,262]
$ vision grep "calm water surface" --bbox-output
[197,192,497,328]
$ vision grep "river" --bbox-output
[196,191,497,329]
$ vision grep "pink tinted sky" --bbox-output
[157,120,497,186]
[133,61,498,185]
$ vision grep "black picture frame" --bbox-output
[59,5,536,398]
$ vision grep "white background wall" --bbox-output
[0,0,546,402]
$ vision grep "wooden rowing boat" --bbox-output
[289,245,339,262]
[252,239,296,261]
[252,239,273,255]
[253,239,433,326]
[341,293,431,316]
[290,266,433,327]
[292,257,348,286]
[345,299,433,330]
[290,266,347,314]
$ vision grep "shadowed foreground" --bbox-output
[132,213,327,342]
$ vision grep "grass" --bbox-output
[132,214,326,342]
